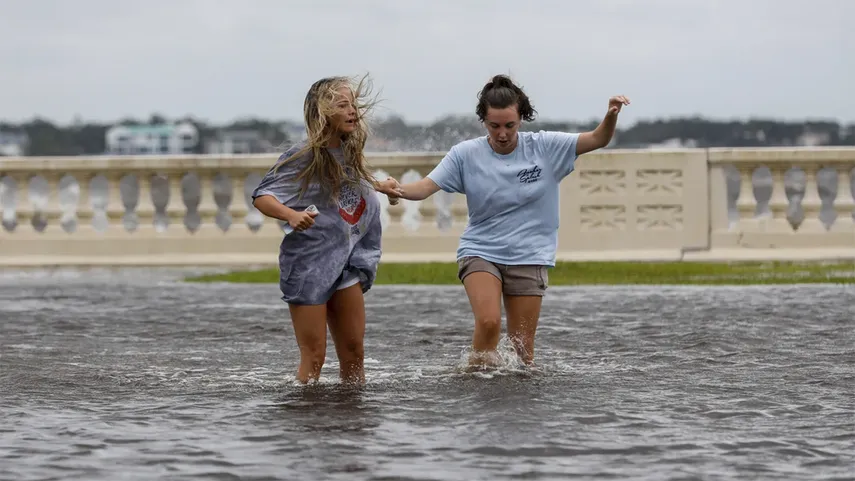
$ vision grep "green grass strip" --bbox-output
[185,260,855,285]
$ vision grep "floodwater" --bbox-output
[1,268,853,480]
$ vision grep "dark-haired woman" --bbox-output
[382,74,630,367]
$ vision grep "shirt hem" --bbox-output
[455,251,556,268]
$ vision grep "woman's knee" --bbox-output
[338,338,364,362]
[290,304,328,362]
[299,339,326,364]
[474,314,502,335]
[295,325,327,366]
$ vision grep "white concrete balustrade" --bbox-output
[1,147,854,266]
[707,148,855,259]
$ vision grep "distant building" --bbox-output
[797,131,832,147]
[281,123,307,142]
[105,122,198,155]
[0,131,29,156]
[204,130,274,154]
[646,138,699,149]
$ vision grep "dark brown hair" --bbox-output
[476,74,537,122]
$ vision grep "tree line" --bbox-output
[1,113,853,156]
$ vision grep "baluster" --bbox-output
[766,165,794,233]
[798,165,825,232]
[117,173,139,233]
[45,173,63,231]
[89,174,110,233]
[58,173,81,234]
[165,172,186,232]
[212,172,233,232]
[734,164,760,232]
[0,175,18,232]
[196,171,221,231]
[180,172,202,233]
[241,172,263,232]
[399,169,423,231]
[136,171,155,231]
[830,166,855,234]
[27,175,49,233]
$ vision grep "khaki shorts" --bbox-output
[457,256,549,296]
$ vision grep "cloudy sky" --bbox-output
[1,0,850,126]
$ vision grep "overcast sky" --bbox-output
[1,0,851,126]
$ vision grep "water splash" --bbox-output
[451,336,532,378]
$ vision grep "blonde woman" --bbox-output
[252,75,398,384]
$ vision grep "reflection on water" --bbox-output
[1,269,853,480]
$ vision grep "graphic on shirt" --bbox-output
[338,182,366,226]
[517,165,543,184]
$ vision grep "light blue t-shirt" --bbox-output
[427,130,580,267]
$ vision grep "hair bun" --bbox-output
[476,73,536,122]
[489,74,515,89]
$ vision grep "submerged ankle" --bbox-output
[468,349,501,367]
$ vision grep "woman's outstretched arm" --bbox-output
[377,177,441,202]
[374,144,462,202]
[576,95,631,156]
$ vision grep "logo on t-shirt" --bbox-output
[338,183,366,226]
[517,165,542,184]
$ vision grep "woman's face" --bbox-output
[331,86,358,135]
[484,105,521,154]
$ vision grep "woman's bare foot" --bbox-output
[467,350,502,370]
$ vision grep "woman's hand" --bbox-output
[607,95,631,116]
[376,177,403,205]
[285,208,318,231]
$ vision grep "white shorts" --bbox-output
[336,270,360,290]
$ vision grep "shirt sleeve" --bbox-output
[251,150,305,207]
[539,131,580,181]
[426,145,465,194]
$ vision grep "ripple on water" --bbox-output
[1,273,853,480]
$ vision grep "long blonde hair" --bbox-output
[275,74,380,202]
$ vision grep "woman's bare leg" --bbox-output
[326,283,367,384]
[288,303,328,383]
[504,295,543,365]
[463,272,504,367]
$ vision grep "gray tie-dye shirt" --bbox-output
[251,143,383,305]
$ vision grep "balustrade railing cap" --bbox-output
[3,148,855,173]
[0,151,449,173]
[707,147,855,164]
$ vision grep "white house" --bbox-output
[281,122,307,142]
[105,122,199,155]
[0,131,29,156]
[204,130,274,155]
